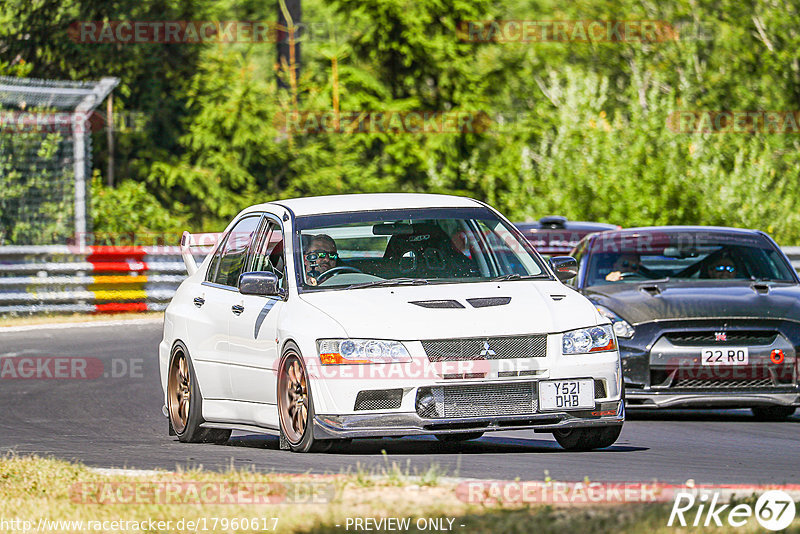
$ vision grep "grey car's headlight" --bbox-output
[317,339,412,365]
[562,324,617,354]
[595,305,635,339]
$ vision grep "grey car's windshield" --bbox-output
[294,207,549,290]
[585,231,796,286]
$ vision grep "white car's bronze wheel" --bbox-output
[278,344,331,453]
[167,344,231,444]
[168,351,191,434]
[280,355,308,443]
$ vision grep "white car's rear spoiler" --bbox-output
[180,231,221,275]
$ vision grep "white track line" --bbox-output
[0,317,163,333]
[90,467,173,477]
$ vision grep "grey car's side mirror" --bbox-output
[239,271,286,298]
[550,256,578,282]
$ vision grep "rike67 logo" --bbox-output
[668,490,796,530]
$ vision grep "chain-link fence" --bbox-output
[0,76,117,245]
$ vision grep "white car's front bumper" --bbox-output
[307,347,623,438]
[313,400,624,438]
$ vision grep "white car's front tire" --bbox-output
[277,343,331,453]
[553,425,622,451]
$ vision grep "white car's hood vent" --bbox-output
[409,299,465,309]
[466,297,511,308]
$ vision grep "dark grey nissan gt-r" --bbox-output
[568,226,800,420]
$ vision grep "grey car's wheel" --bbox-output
[277,344,331,453]
[751,406,796,421]
[435,432,484,442]
[167,344,231,444]
[553,425,622,451]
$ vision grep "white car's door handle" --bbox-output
[193,297,205,307]
[231,304,245,315]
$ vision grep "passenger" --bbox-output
[303,234,339,284]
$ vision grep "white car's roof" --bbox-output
[251,193,484,217]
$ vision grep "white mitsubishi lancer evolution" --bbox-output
[159,193,624,452]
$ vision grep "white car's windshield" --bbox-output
[294,207,549,290]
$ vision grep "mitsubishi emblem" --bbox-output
[479,341,496,358]
[714,332,727,342]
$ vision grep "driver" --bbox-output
[705,255,737,279]
[303,234,339,285]
[605,253,640,282]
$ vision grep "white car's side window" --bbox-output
[209,215,262,288]
[250,220,286,288]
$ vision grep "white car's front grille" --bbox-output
[417,382,539,418]
[422,335,547,362]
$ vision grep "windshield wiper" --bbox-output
[347,277,429,289]
[490,273,549,281]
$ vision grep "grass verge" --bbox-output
[1,454,798,533]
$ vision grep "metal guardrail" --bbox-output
[782,247,800,272]
[0,245,207,315]
[2,245,800,316]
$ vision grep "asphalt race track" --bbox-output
[1,321,797,484]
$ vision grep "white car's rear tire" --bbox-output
[167,343,231,444]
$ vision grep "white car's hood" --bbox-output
[299,281,598,340]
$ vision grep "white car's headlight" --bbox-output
[317,339,412,365]
[595,305,635,338]
[562,324,617,354]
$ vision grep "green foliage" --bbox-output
[90,172,187,244]
[0,128,74,244]
[5,0,800,244]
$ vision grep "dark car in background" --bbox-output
[569,226,800,420]
[515,216,619,256]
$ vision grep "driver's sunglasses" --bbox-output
[305,251,338,261]
[714,264,735,272]
[621,260,638,269]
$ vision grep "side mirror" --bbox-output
[550,256,578,282]
[239,271,285,298]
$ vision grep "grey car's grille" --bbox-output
[422,335,547,362]
[665,331,778,346]
[416,382,538,418]
[671,378,774,389]
[354,389,403,411]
